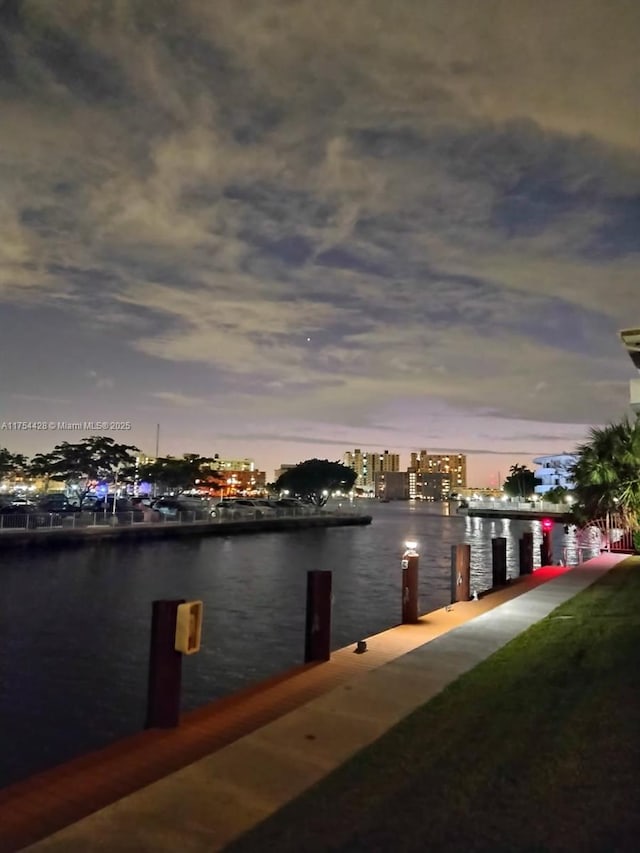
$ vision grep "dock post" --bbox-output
[491,537,508,587]
[450,543,471,603]
[519,532,534,575]
[541,530,553,566]
[146,599,185,729]
[304,570,332,662]
[401,542,420,623]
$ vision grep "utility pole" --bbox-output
[152,424,160,499]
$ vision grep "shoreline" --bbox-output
[462,507,572,522]
[0,563,582,852]
[0,513,373,550]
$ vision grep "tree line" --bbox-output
[2,418,638,523]
[0,438,358,509]
[0,437,221,508]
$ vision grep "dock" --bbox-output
[0,513,373,550]
[0,554,627,852]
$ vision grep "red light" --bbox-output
[541,518,554,532]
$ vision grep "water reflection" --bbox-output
[0,503,599,788]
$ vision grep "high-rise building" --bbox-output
[212,457,255,472]
[344,449,401,490]
[371,450,400,475]
[620,328,640,415]
[375,471,409,500]
[409,451,467,491]
[343,449,367,487]
[375,470,452,501]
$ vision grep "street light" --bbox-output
[112,464,122,515]
[401,540,419,623]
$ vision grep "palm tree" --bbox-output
[571,418,640,526]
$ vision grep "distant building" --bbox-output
[533,454,577,494]
[213,457,256,472]
[344,449,400,491]
[218,469,266,497]
[343,449,367,488]
[135,454,156,465]
[458,487,503,499]
[409,451,467,491]
[274,464,296,483]
[376,470,452,501]
[620,327,640,415]
[417,472,451,501]
[375,471,409,500]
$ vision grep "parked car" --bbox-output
[274,498,315,514]
[7,496,33,505]
[38,498,80,515]
[132,496,153,507]
[151,498,204,520]
[249,499,279,517]
[80,495,102,508]
[90,498,145,522]
[213,500,263,519]
[0,504,50,529]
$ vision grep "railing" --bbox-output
[0,505,353,533]
[466,499,569,513]
[589,515,637,553]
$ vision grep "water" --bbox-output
[0,503,591,788]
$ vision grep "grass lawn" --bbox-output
[228,558,640,853]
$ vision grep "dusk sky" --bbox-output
[1,0,639,486]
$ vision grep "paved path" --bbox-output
[6,554,625,852]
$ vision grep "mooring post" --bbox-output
[450,543,471,603]
[519,532,534,575]
[401,541,420,623]
[491,537,508,587]
[146,599,185,729]
[541,530,553,566]
[304,570,332,662]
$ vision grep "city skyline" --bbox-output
[1,431,574,490]
[1,2,638,488]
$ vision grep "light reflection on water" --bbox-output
[0,502,597,788]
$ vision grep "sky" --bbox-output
[0,0,639,487]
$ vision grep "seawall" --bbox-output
[0,513,373,550]
[463,508,572,522]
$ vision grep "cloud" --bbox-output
[0,0,639,471]
[86,370,115,390]
[148,391,210,408]
[10,392,70,404]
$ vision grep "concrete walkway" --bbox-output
[16,554,625,852]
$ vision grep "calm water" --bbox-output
[0,503,591,788]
